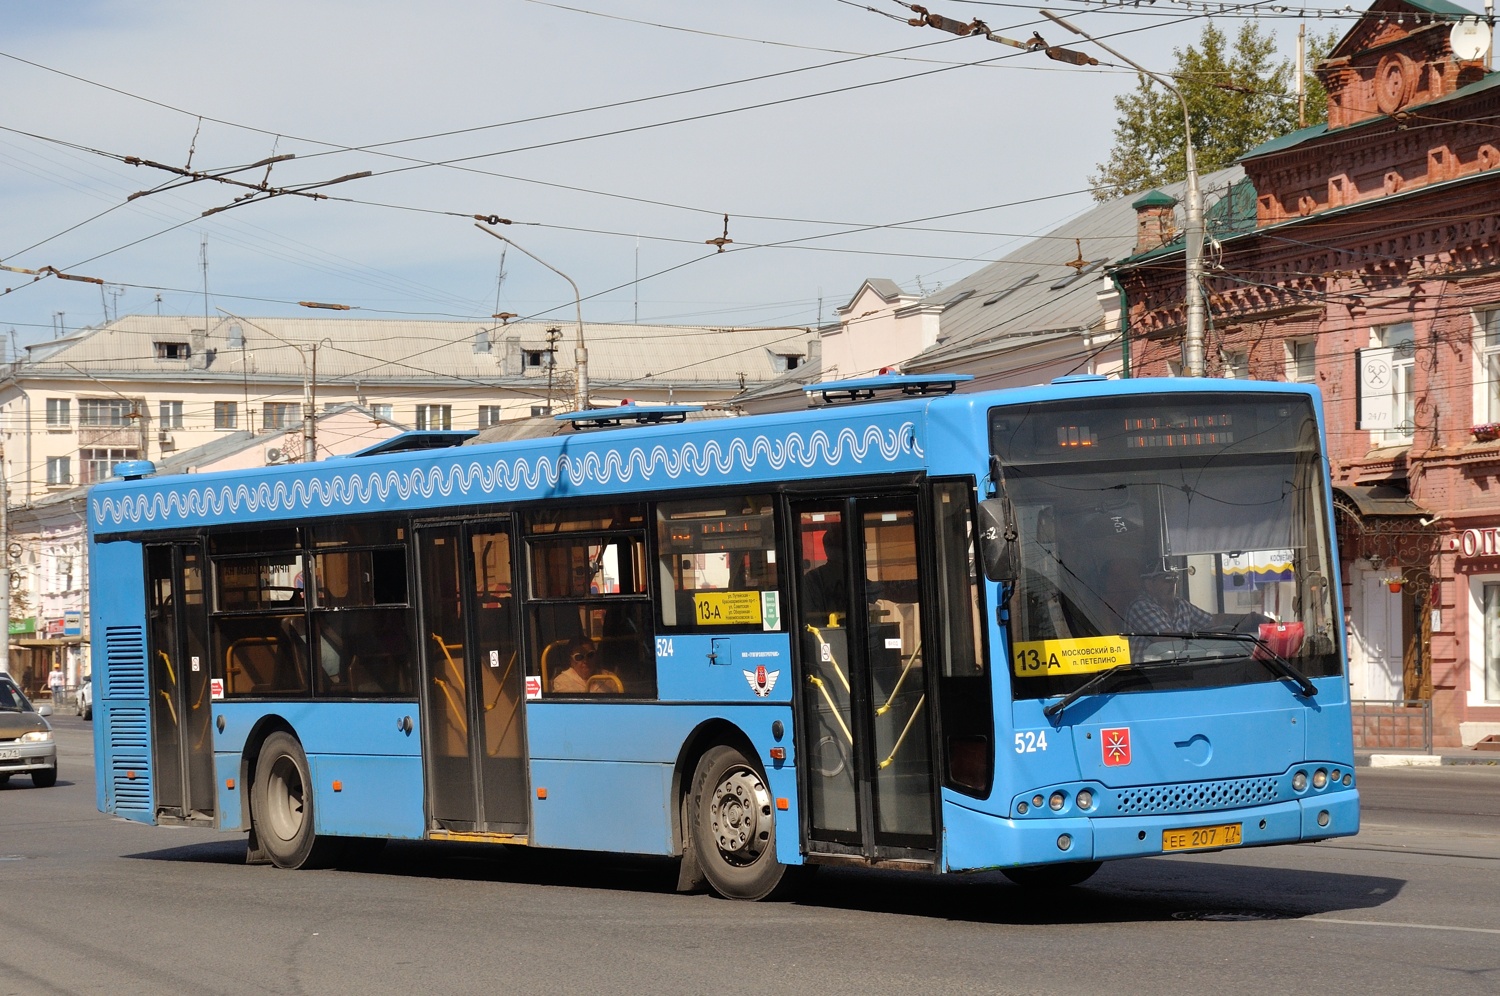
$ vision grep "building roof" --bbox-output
[13,315,807,395]
[897,167,1243,368]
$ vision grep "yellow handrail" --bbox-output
[877,694,926,770]
[806,675,853,744]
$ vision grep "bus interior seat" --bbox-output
[586,672,624,694]
[539,638,574,692]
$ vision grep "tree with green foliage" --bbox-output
[1090,22,1337,201]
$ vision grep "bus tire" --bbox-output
[1001,861,1102,889]
[689,744,787,901]
[252,732,342,870]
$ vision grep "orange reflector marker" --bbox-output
[332,780,343,792]
[536,787,548,800]
[226,778,235,790]
[126,771,136,780]
[776,798,789,811]
[769,747,786,761]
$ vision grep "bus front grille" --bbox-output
[1113,777,1280,816]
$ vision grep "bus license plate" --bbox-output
[1162,822,1243,852]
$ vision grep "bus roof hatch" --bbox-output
[556,404,704,430]
[804,373,973,405]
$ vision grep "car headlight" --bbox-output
[21,730,52,743]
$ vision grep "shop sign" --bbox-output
[45,617,65,638]
[63,611,81,636]
[7,617,35,636]
[1448,528,1500,558]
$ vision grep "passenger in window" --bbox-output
[552,638,614,694]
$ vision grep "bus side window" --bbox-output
[524,507,655,698]
[655,495,780,632]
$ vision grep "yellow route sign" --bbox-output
[1012,635,1130,677]
[693,590,763,626]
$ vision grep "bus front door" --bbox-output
[416,522,529,835]
[144,543,215,823]
[794,497,938,861]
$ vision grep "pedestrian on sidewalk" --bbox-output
[47,664,64,704]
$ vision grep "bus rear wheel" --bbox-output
[689,745,787,901]
[1001,861,1102,889]
[252,732,342,870]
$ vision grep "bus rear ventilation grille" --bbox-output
[1114,777,1280,816]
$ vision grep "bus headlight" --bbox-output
[1075,789,1094,810]
[1292,770,1308,792]
[1312,768,1328,789]
[1049,791,1066,811]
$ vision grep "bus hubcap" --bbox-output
[710,767,771,865]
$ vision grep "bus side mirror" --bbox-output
[977,498,1018,584]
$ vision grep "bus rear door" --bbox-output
[144,542,215,823]
[793,496,938,863]
[416,521,529,835]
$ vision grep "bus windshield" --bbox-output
[991,393,1341,701]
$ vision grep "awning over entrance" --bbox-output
[1334,484,1429,518]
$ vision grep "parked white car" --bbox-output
[76,673,92,720]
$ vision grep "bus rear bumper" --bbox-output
[943,790,1359,872]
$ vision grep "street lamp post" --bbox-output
[1040,10,1207,377]
[476,225,591,410]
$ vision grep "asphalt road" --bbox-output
[3,715,1498,995]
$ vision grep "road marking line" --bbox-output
[1367,754,1442,767]
[1310,917,1500,935]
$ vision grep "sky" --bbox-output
[0,0,1447,352]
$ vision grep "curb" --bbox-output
[1357,752,1500,768]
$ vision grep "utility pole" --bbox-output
[0,440,9,678]
[475,225,591,409]
[544,327,561,414]
[1040,10,1207,377]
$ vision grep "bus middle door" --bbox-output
[416,521,529,836]
[794,497,937,863]
[144,542,215,824]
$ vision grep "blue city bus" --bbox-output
[87,374,1357,898]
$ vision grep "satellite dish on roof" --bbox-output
[1450,17,1490,62]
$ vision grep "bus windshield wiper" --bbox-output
[1189,632,1318,697]
[1042,630,1318,719]
[1042,657,1184,719]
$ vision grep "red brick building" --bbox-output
[1114,0,1500,748]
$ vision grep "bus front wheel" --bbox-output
[1001,861,1102,888]
[689,745,787,901]
[252,732,342,870]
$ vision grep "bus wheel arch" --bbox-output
[248,728,343,870]
[687,742,789,901]
[672,721,761,893]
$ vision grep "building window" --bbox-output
[79,398,135,426]
[45,456,71,486]
[1359,323,1415,442]
[1478,309,1500,423]
[45,398,70,428]
[416,404,452,430]
[154,341,190,360]
[263,402,302,430]
[1483,583,1500,702]
[1287,339,1316,383]
[478,405,504,429]
[523,350,551,369]
[1221,350,1249,379]
[159,400,184,430]
[79,448,139,485]
[214,401,238,429]
[371,403,394,421]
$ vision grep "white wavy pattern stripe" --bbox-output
[93,422,921,528]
